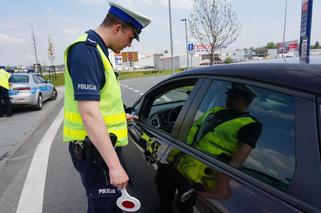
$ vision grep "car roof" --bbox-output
[173,63,321,96]
[12,72,32,75]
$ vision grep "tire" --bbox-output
[49,88,58,101]
[35,94,43,110]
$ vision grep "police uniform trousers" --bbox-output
[0,86,12,117]
[69,143,122,213]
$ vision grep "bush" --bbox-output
[224,57,234,64]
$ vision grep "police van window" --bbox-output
[146,84,194,134]
[184,80,295,192]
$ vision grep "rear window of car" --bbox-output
[10,75,29,83]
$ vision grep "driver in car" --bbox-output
[156,83,262,213]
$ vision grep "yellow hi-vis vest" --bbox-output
[171,107,257,190]
[0,69,11,89]
[63,34,128,147]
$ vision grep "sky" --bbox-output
[0,0,320,66]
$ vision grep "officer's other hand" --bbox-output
[109,165,129,189]
[126,113,139,122]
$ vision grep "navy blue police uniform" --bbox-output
[66,2,151,212]
[67,30,125,213]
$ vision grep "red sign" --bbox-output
[277,40,298,53]
[193,44,227,52]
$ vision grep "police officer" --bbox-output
[63,2,150,212]
[0,67,12,117]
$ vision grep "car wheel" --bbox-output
[50,88,58,101]
[35,94,43,110]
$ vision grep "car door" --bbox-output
[157,77,321,213]
[123,77,204,213]
[36,75,52,100]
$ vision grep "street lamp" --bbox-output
[168,0,175,74]
[180,18,189,69]
[282,0,288,58]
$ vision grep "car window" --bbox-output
[143,84,195,134]
[37,75,47,83]
[33,75,41,83]
[183,80,295,192]
[9,75,29,83]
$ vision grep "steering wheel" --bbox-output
[167,105,183,131]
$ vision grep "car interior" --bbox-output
[146,86,193,134]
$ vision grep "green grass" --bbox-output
[44,72,65,87]
[118,69,182,80]
[43,69,183,86]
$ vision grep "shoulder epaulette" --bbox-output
[85,38,97,47]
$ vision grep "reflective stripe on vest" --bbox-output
[176,107,256,189]
[63,33,128,147]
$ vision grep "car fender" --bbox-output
[32,89,41,105]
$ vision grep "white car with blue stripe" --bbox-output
[9,72,57,110]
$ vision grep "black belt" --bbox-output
[72,133,118,163]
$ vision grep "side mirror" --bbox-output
[125,107,138,117]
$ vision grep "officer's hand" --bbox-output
[126,113,138,122]
[109,165,129,189]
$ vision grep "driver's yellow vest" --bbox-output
[63,34,128,147]
[168,107,256,190]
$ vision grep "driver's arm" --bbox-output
[198,143,252,200]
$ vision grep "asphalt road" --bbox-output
[0,75,167,213]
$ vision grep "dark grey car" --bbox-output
[124,63,321,213]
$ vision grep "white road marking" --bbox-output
[16,108,64,213]
[128,87,133,90]
[133,89,140,93]
[123,85,128,88]
[140,93,144,95]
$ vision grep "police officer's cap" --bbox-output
[226,83,258,101]
[108,2,151,41]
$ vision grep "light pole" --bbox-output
[168,0,175,74]
[282,0,288,58]
[181,18,189,69]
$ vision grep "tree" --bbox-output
[47,35,57,79]
[313,41,320,49]
[189,0,241,65]
[266,42,277,49]
[224,57,233,64]
[47,35,55,66]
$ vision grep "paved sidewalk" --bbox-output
[0,87,65,161]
